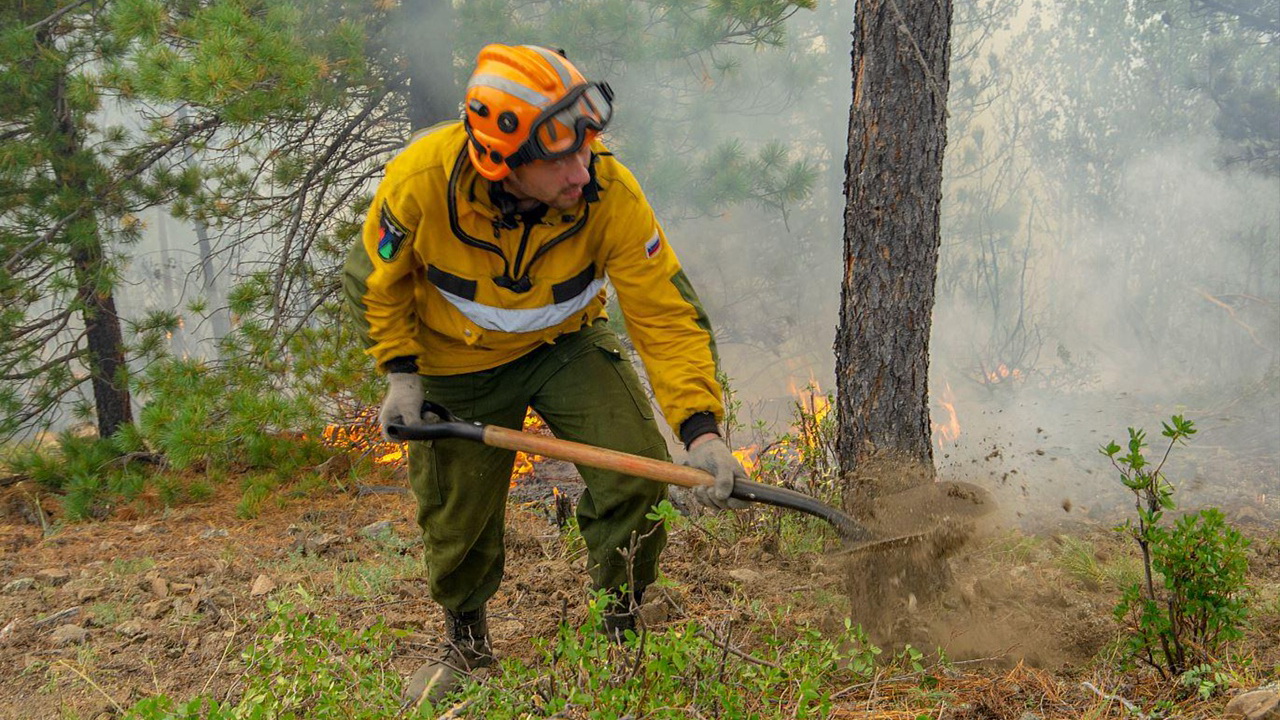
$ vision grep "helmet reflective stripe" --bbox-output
[466,73,552,108]
[526,46,575,90]
[463,43,598,180]
[435,277,606,334]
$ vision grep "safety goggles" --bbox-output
[509,82,614,168]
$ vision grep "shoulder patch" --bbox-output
[644,231,662,259]
[377,202,411,262]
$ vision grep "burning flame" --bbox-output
[730,375,834,477]
[932,382,961,449]
[789,374,831,463]
[322,406,407,465]
[322,406,551,476]
[733,444,760,476]
[510,409,547,486]
[982,362,1024,386]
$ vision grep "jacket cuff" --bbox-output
[383,355,419,374]
[678,412,720,450]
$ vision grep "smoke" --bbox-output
[88,1,1277,528]
[630,0,1280,527]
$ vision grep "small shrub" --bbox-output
[454,593,880,719]
[125,597,400,719]
[1104,415,1251,678]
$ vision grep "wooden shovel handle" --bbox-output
[482,425,714,488]
[386,415,875,541]
[487,426,873,541]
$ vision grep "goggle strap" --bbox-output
[506,144,536,170]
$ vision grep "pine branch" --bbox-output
[23,0,98,32]
[0,348,88,382]
[3,116,221,273]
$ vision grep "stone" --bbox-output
[637,600,671,626]
[139,600,169,620]
[34,606,81,628]
[115,619,147,639]
[305,533,342,554]
[727,568,763,584]
[0,618,19,644]
[76,586,105,602]
[35,568,72,587]
[3,577,35,593]
[360,520,395,539]
[149,576,169,598]
[49,624,88,646]
[250,574,276,597]
[1226,689,1280,720]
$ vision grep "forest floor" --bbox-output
[0,446,1276,719]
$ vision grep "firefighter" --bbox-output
[342,43,747,708]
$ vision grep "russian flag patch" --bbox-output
[644,232,662,259]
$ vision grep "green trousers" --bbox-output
[408,322,669,613]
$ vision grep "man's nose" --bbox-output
[565,154,591,186]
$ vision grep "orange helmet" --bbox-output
[463,44,614,181]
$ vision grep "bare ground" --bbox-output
[0,458,1276,720]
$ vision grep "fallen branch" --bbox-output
[433,699,472,719]
[832,654,1008,699]
[1080,680,1148,719]
[694,628,783,671]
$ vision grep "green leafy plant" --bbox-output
[1179,662,1232,700]
[125,596,401,719]
[456,597,881,719]
[1104,415,1251,679]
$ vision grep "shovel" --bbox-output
[385,402,934,552]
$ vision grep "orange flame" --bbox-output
[983,362,1024,385]
[788,374,830,461]
[932,382,961,449]
[322,406,406,465]
[733,444,760,477]
[510,409,546,486]
[321,406,556,476]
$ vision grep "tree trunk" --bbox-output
[835,0,953,506]
[176,106,230,347]
[69,226,133,438]
[50,66,133,438]
[399,0,457,129]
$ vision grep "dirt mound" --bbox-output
[831,479,1123,670]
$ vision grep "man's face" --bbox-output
[502,145,593,211]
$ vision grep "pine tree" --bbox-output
[0,0,362,442]
[834,0,954,499]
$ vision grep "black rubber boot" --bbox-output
[400,607,493,711]
[600,587,644,642]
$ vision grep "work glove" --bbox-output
[682,436,750,510]
[378,372,431,441]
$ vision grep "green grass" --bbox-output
[333,553,420,601]
[121,591,897,720]
[986,530,1043,564]
[1056,536,1145,591]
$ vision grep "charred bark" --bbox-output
[835,0,952,503]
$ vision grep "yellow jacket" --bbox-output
[343,122,723,433]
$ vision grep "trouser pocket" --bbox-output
[589,332,655,422]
